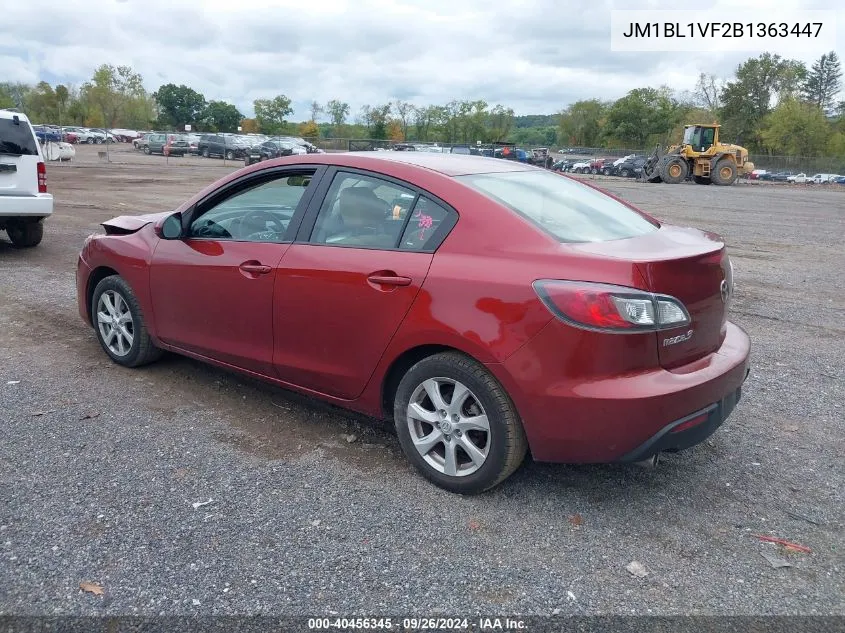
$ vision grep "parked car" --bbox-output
[88,129,117,143]
[110,129,140,142]
[185,134,202,155]
[144,133,188,156]
[832,176,845,184]
[612,157,647,178]
[550,159,568,172]
[758,171,792,182]
[571,160,591,173]
[32,125,62,143]
[787,173,811,183]
[811,173,838,184]
[63,127,99,144]
[75,153,750,493]
[244,140,299,165]
[133,133,153,151]
[198,134,250,159]
[0,109,52,247]
[590,158,613,175]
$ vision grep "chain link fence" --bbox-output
[37,130,845,179]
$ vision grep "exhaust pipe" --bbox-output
[633,453,660,469]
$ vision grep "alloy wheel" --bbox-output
[96,290,134,357]
[406,377,490,477]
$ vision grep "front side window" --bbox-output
[188,173,314,242]
[457,170,658,243]
[310,172,416,248]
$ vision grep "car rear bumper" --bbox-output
[618,383,744,462]
[0,193,53,218]
[492,321,751,463]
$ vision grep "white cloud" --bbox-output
[1,0,842,119]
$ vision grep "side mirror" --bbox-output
[159,213,183,239]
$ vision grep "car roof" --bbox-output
[284,151,537,177]
[0,109,30,122]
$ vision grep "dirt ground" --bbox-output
[0,143,843,617]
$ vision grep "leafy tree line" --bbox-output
[2,52,842,158]
[559,51,844,158]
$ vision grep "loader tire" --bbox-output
[712,159,737,186]
[660,157,688,184]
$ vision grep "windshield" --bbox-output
[456,170,659,243]
[0,118,39,156]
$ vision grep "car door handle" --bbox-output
[239,262,272,274]
[367,274,412,287]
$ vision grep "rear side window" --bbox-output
[0,119,39,156]
[456,170,658,243]
[400,197,451,250]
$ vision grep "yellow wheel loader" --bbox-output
[640,124,754,186]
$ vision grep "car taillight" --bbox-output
[37,162,47,193]
[532,280,690,333]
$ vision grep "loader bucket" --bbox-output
[640,144,663,182]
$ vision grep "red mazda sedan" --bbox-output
[76,152,750,494]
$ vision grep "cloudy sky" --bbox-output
[2,0,842,120]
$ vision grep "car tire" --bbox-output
[87,137,95,144]
[201,148,209,158]
[91,275,163,368]
[143,146,151,155]
[226,150,235,160]
[393,351,528,494]
[621,169,630,178]
[6,220,43,248]
[602,168,611,176]
[590,168,598,174]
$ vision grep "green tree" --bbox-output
[720,53,807,148]
[369,104,391,139]
[801,51,842,111]
[203,101,243,132]
[487,104,515,142]
[694,73,723,115]
[24,82,58,122]
[357,105,373,132]
[0,82,30,110]
[604,88,679,148]
[761,98,830,157]
[392,100,414,140]
[54,85,69,127]
[253,95,293,134]
[413,105,443,142]
[84,64,149,128]
[154,83,206,129]
[325,99,350,136]
[309,100,323,122]
[558,99,607,147]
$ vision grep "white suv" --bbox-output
[0,109,52,247]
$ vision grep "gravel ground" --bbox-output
[0,145,843,617]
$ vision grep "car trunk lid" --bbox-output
[570,225,730,369]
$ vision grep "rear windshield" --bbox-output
[0,118,39,156]
[456,170,659,242]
